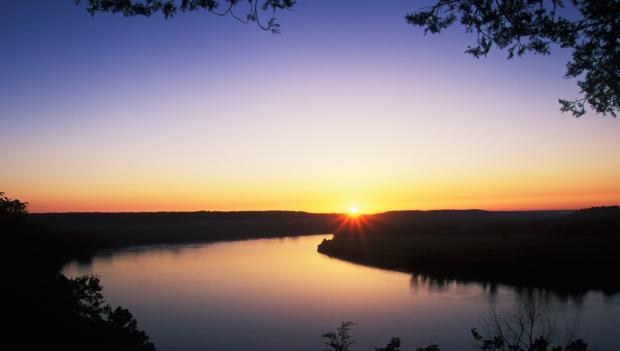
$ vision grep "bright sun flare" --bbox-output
[349,207,359,215]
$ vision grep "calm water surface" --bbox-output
[63,234,620,351]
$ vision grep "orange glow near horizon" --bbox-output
[10,187,620,214]
[11,177,619,213]
[2,0,620,215]
[6,129,619,214]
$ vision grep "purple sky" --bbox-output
[1,0,618,212]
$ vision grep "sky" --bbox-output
[1,0,619,213]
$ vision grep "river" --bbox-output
[63,234,620,351]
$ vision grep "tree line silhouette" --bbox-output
[318,207,620,295]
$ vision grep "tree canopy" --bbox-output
[75,0,619,117]
[407,0,619,117]
[75,0,295,33]
[0,191,28,221]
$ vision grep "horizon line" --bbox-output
[28,206,620,215]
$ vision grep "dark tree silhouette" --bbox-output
[471,300,590,351]
[322,321,356,351]
[322,301,594,351]
[3,191,155,350]
[0,191,28,221]
[322,322,406,351]
[407,0,619,118]
[67,275,155,350]
[75,0,296,33]
[375,337,401,351]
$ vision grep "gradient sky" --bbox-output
[1,0,619,213]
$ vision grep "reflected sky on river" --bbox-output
[64,235,620,351]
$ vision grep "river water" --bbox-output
[63,234,620,351]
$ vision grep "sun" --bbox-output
[349,207,359,216]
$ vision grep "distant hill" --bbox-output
[318,206,620,294]
[373,209,570,224]
[28,206,619,258]
[29,211,340,252]
[564,206,620,222]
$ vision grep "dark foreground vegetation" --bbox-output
[324,300,594,350]
[2,192,154,350]
[318,207,620,295]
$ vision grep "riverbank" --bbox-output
[317,206,620,295]
[29,211,340,260]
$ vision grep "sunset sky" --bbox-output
[1,0,619,213]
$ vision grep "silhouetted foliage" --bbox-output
[0,191,28,222]
[407,0,620,117]
[375,337,401,351]
[322,322,407,351]
[325,301,595,351]
[3,192,154,350]
[75,0,295,33]
[322,321,356,351]
[471,300,589,351]
[66,275,155,350]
